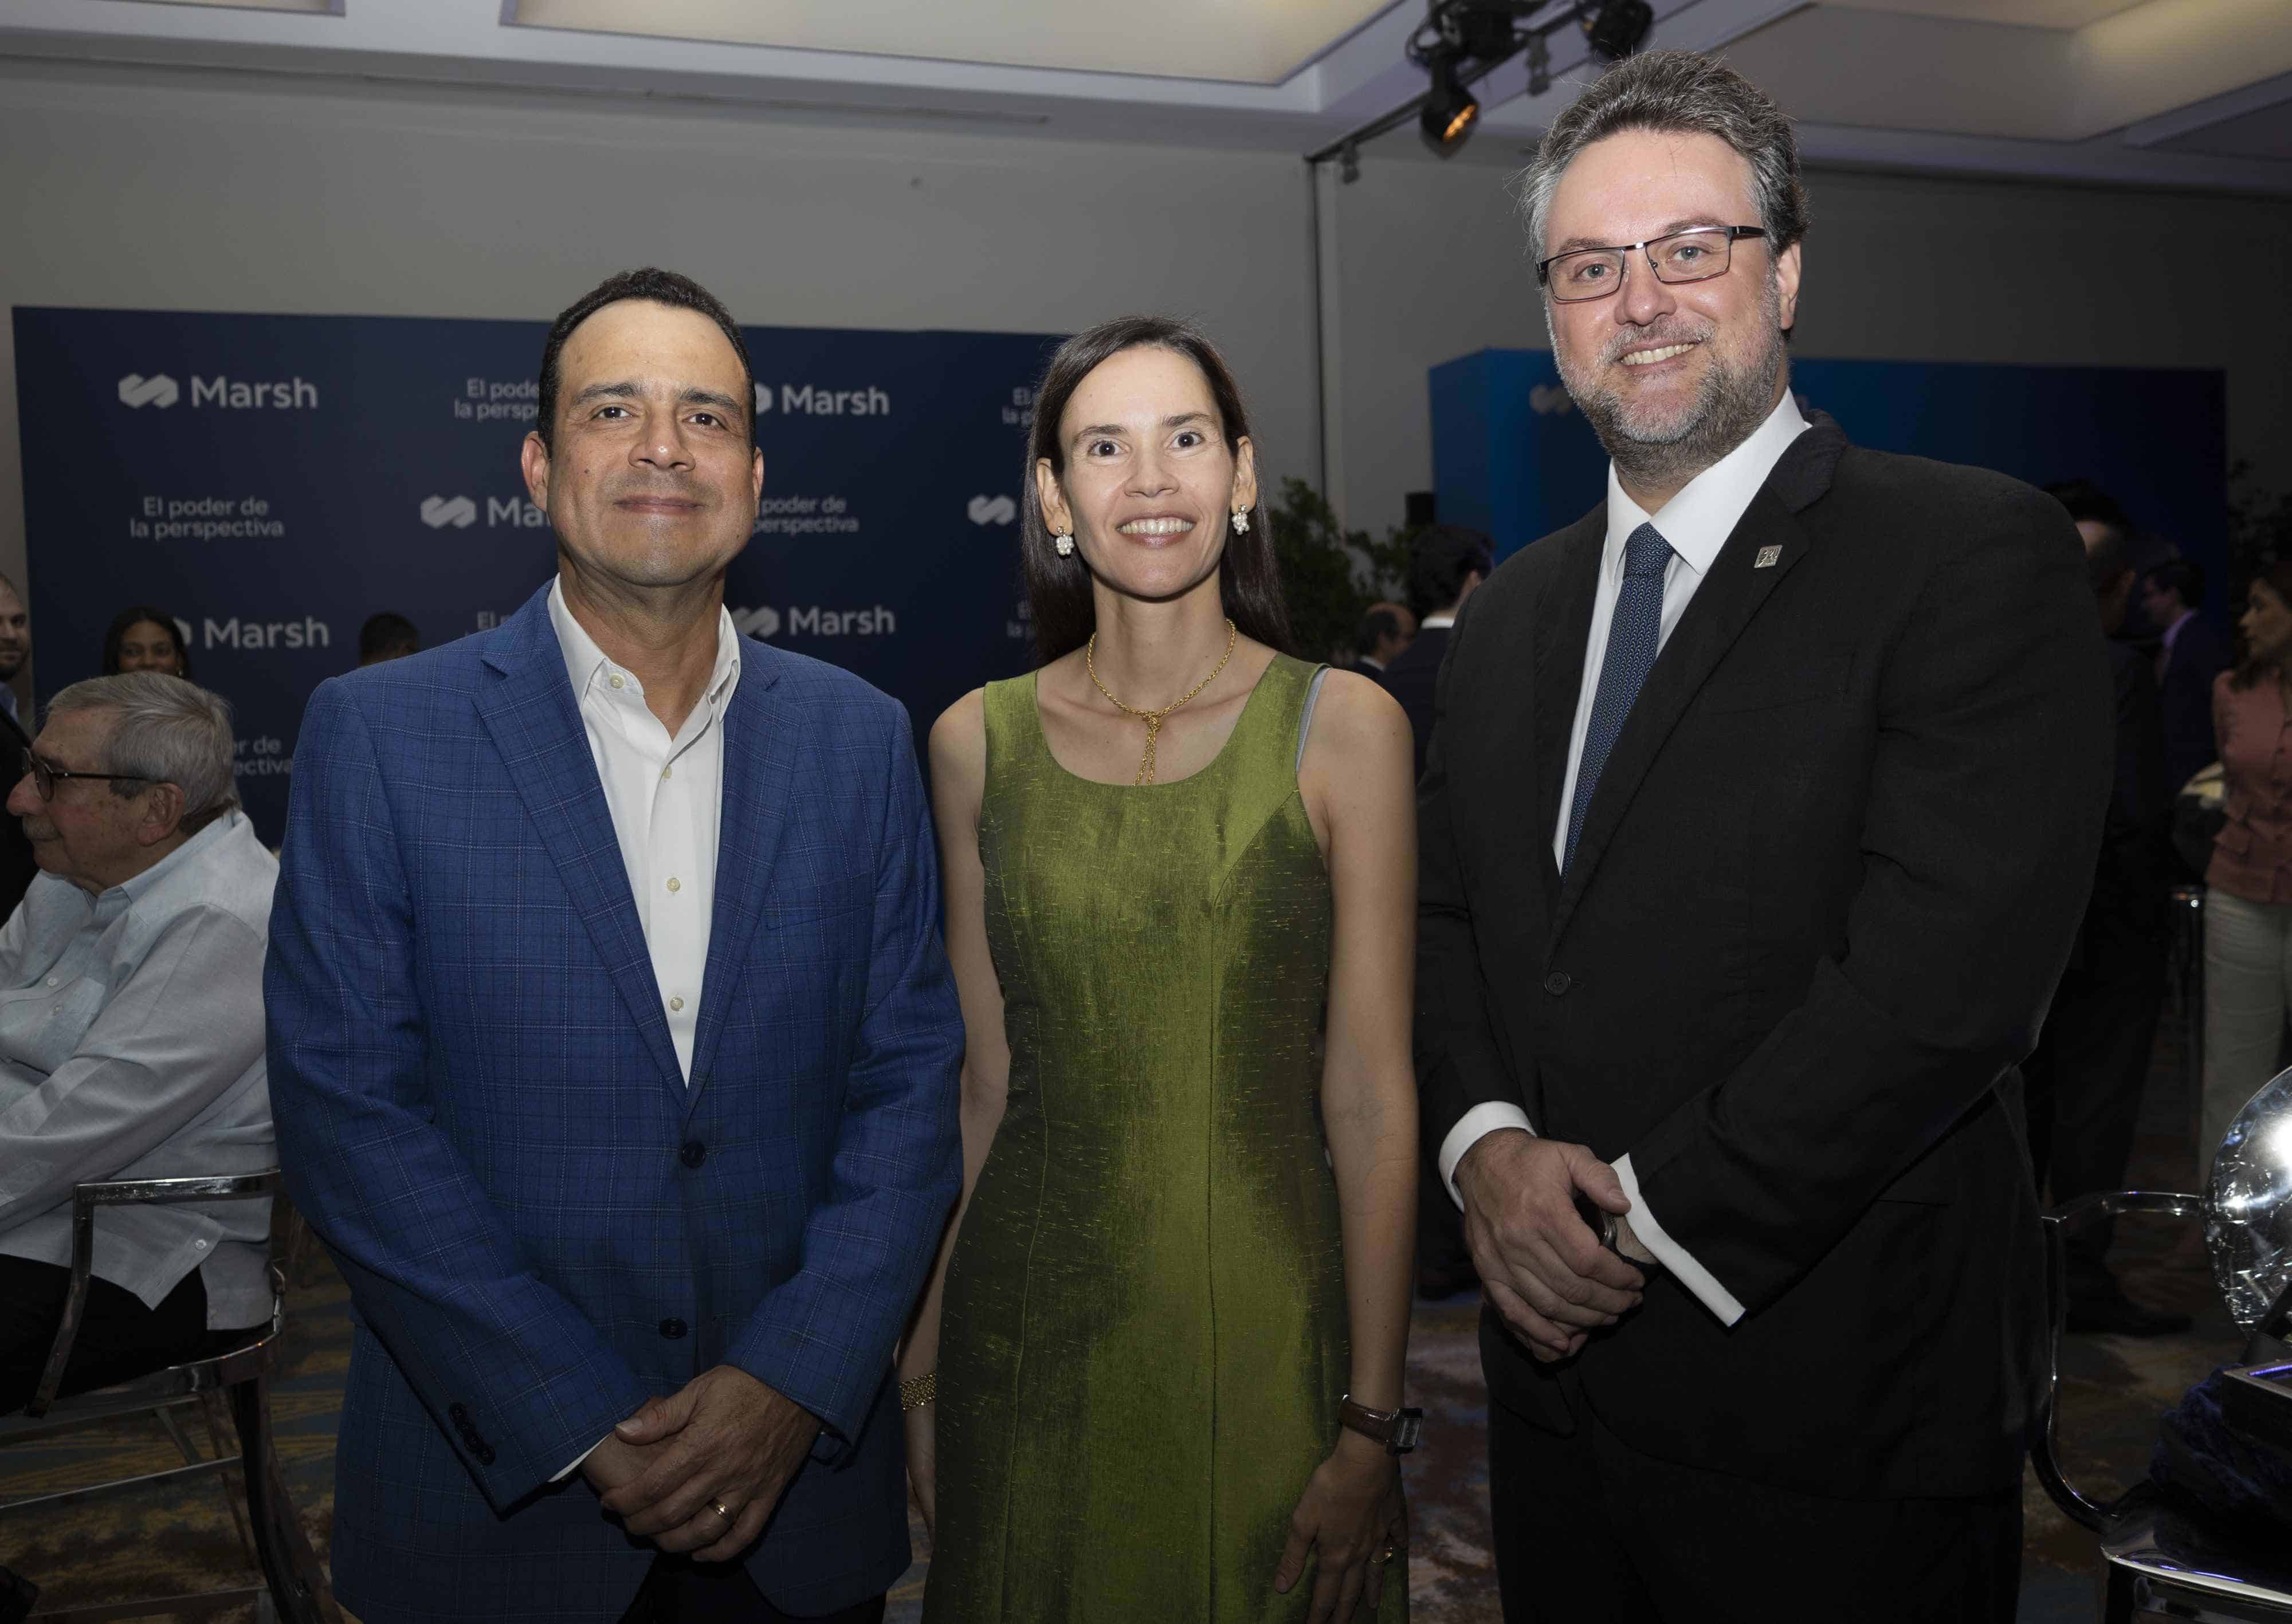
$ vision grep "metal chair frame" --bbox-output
[2034,1190,2292,1622]
[0,1171,338,1624]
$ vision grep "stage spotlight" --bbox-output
[1581,0,1654,61]
[1419,52,1481,155]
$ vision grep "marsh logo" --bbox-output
[731,605,781,640]
[118,373,179,410]
[1529,384,1573,416]
[420,495,478,529]
[753,382,774,416]
[967,494,1017,527]
[763,383,889,417]
[731,604,894,638]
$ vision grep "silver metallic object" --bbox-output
[2206,1064,2292,1331]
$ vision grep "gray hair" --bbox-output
[1515,50,1809,262]
[46,673,239,831]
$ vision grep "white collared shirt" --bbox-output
[547,579,740,1083]
[1438,390,1811,1327]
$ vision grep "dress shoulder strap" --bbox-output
[1295,664,1332,777]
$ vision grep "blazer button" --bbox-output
[1543,972,1572,996]
[660,1318,688,1339]
[680,1141,707,1169]
[448,1403,470,1424]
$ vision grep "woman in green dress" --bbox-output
[901,315,1419,1623]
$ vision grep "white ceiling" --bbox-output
[2,0,2285,195]
[506,0,1396,85]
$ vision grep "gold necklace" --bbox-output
[1085,619,1238,785]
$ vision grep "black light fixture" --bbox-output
[1419,52,1481,155]
[1581,0,1654,61]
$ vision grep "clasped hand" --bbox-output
[583,1365,821,1563]
[1455,1130,1645,1363]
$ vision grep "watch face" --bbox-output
[1394,1413,1424,1453]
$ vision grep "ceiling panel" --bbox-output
[1814,0,2144,29]
[124,0,339,11]
[504,0,1395,86]
[2157,97,2292,159]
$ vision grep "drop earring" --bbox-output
[1053,532,1075,557]
[1230,509,1250,535]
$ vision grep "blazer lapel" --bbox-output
[472,588,685,1099]
[1532,513,1604,917]
[1548,417,1847,947]
[684,646,798,1117]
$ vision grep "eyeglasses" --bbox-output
[20,749,146,802]
[1537,225,1767,303]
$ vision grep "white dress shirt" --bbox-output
[546,580,741,1479]
[547,579,740,1081]
[1438,390,1811,1327]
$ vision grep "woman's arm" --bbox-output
[898,688,1012,1534]
[1276,670,1420,1622]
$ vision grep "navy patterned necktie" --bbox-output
[1563,521,1674,874]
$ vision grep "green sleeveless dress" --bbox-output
[924,655,1407,1623]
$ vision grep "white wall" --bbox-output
[1326,150,2292,538]
[6,58,2287,671]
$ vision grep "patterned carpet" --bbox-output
[0,1006,2242,1622]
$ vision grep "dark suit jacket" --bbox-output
[1379,624,1451,782]
[2156,613,2228,795]
[266,585,964,1622]
[1416,415,2111,1499]
[0,705,39,917]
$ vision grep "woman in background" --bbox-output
[101,605,192,678]
[2203,561,2292,1167]
[905,315,1418,1623]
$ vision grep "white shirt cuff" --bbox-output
[1438,1103,1537,1208]
[1613,1153,1745,1327]
[553,1434,610,1482]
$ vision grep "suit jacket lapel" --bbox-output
[1532,513,1604,917]
[685,646,796,1117]
[1548,416,1847,947]
[472,588,685,1100]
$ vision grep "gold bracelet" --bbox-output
[899,1370,937,1411]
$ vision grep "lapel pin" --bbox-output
[1754,546,1783,569]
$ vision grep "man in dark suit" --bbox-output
[2022,527,2185,1335]
[1348,603,1412,679]
[1380,525,1492,785]
[1416,52,2109,1621]
[268,270,963,1624]
[2142,556,2228,794]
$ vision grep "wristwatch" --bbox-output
[1339,1395,1424,1456]
[1573,1190,1662,1274]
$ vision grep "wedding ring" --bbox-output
[709,1498,734,1522]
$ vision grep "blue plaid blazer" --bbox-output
[265,584,963,1623]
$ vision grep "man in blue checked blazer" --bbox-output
[266,269,963,1624]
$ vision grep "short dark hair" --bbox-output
[359,611,419,661]
[1353,608,1402,658]
[101,604,192,679]
[1021,314,1293,664]
[2086,529,2130,597]
[536,268,754,453]
[2146,557,2205,613]
[1408,524,1496,618]
[2046,479,2134,543]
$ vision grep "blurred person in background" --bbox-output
[100,605,192,679]
[0,673,274,1411]
[358,611,419,667]
[2142,559,2228,795]
[1349,604,1411,678]
[2020,527,2185,1334]
[0,576,37,917]
[2200,559,2292,1171]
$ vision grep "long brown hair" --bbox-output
[2231,559,2292,690]
[1021,315,1295,665]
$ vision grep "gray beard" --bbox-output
[1552,288,1788,496]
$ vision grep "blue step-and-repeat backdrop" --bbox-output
[14,308,1062,842]
[1431,347,2230,610]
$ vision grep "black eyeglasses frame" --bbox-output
[1535,225,1768,301]
[20,749,148,803]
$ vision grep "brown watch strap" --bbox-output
[1339,1397,1424,1454]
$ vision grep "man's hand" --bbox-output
[580,1430,668,1497]
[1455,1130,1645,1363]
[598,1366,823,1562]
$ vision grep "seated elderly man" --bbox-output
[0,673,276,1410]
